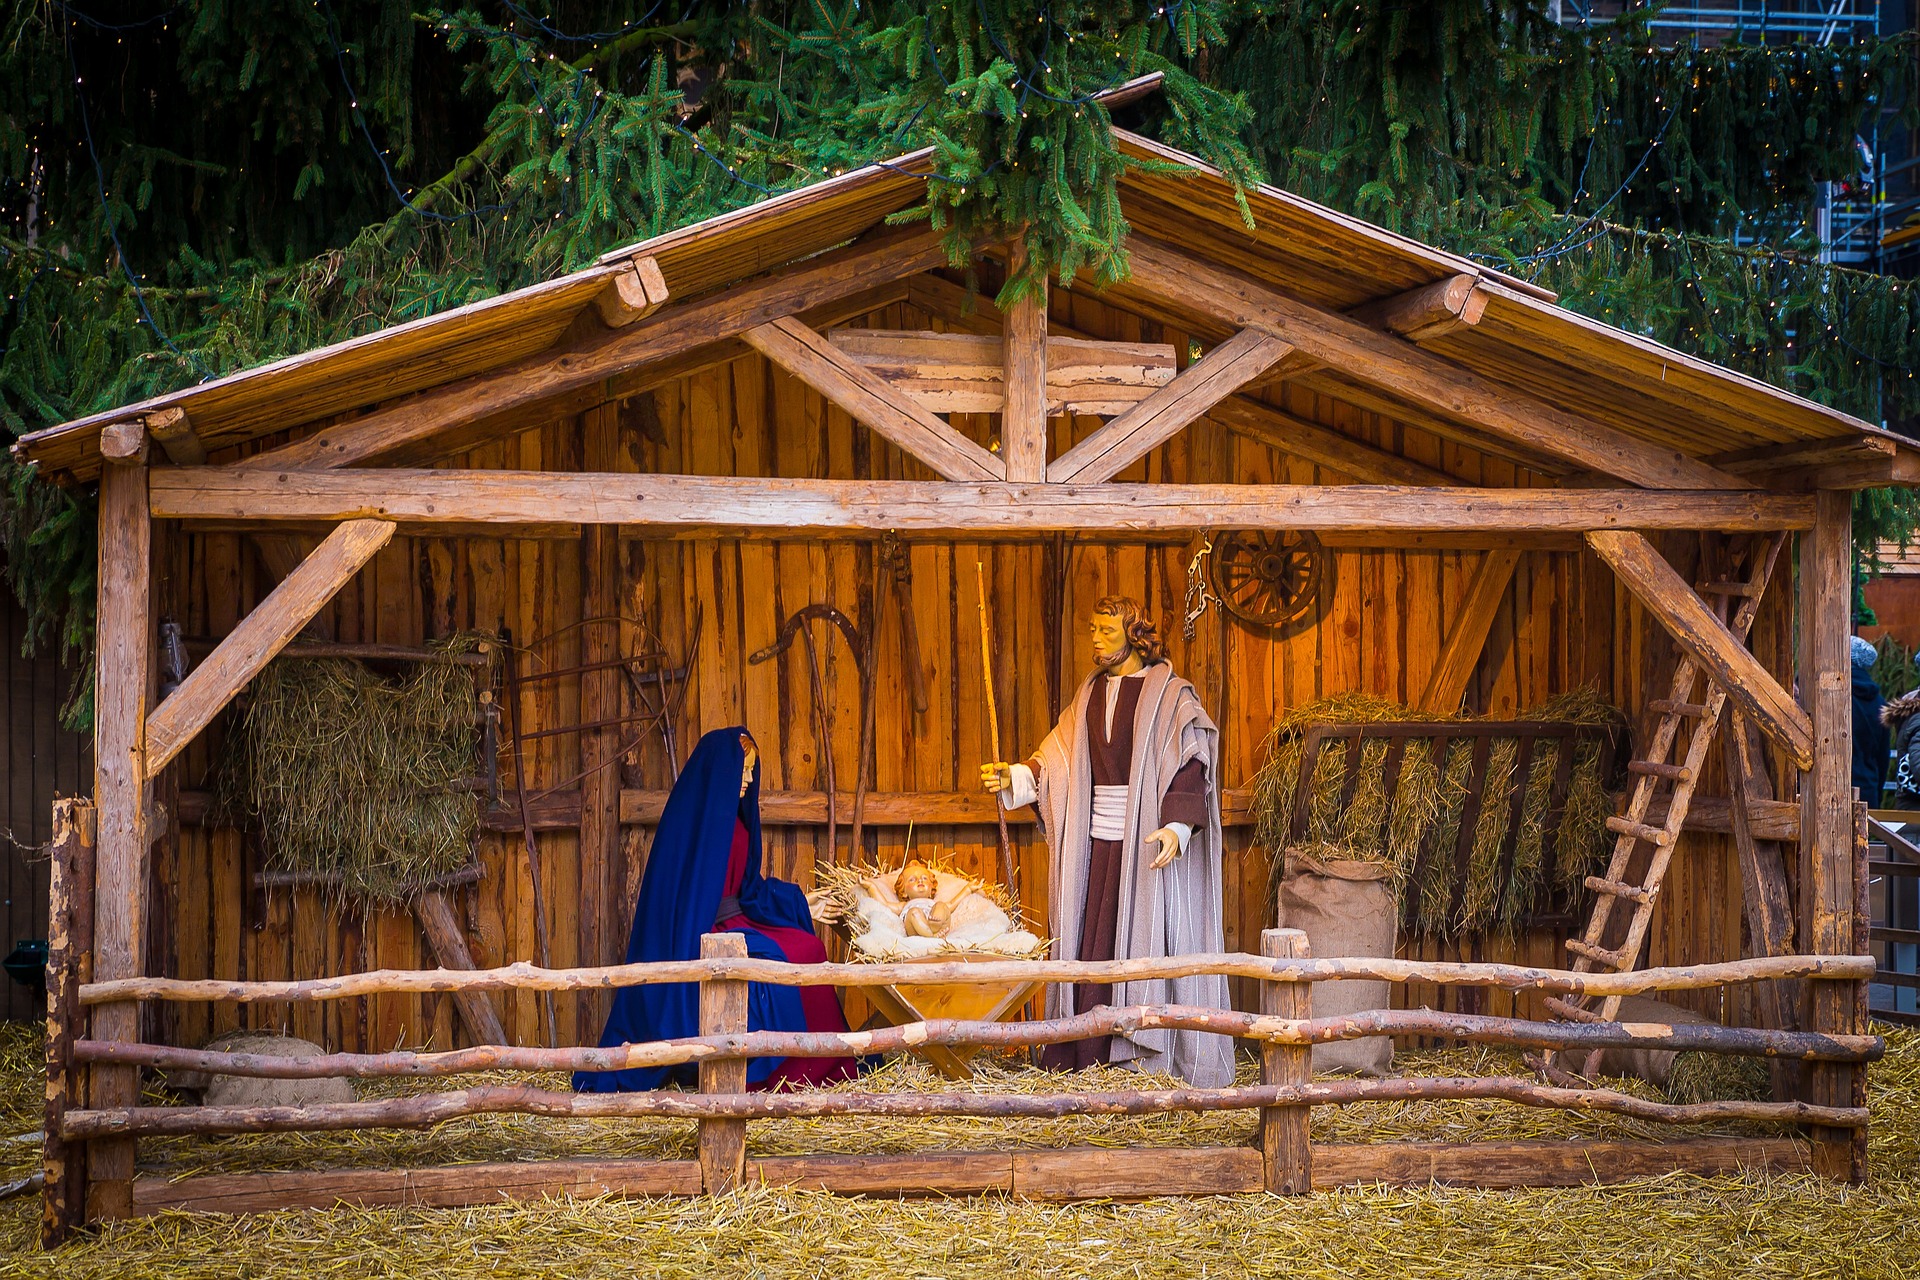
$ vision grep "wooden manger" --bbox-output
[17,98,1914,1244]
[857,953,1046,1081]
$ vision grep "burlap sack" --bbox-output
[1276,850,1396,1076]
[164,1031,355,1108]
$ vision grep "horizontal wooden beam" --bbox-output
[828,330,1176,416]
[1587,530,1814,770]
[1124,236,1751,491]
[1352,273,1489,342]
[592,256,668,328]
[123,1138,1811,1213]
[238,225,952,472]
[152,470,1815,534]
[741,316,1004,482]
[143,520,396,773]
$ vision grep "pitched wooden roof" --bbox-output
[16,121,1912,488]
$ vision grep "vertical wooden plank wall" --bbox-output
[143,287,1833,1057]
[0,595,90,1023]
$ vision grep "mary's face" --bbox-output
[739,737,758,799]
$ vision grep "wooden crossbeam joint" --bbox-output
[743,316,1005,483]
[1352,273,1490,342]
[99,420,148,465]
[594,256,669,328]
[143,407,206,465]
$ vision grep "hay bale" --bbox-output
[220,639,487,903]
[165,1032,354,1109]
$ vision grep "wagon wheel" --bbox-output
[1206,529,1328,635]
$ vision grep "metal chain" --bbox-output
[1183,536,1219,642]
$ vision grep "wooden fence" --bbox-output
[46,793,1881,1242]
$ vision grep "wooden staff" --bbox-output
[976,560,1018,899]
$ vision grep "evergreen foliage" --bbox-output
[2,1,1917,725]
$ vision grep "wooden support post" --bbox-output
[88,458,151,1223]
[1417,549,1521,714]
[1260,927,1312,1194]
[42,798,95,1249]
[698,932,749,1194]
[1001,237,1049,482]
[411,890,509,1048]
[578,403,623,1043]
[1798,489,1862,1181]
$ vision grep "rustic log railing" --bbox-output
[45,923,1880,1232]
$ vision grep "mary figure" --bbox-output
[573,726,857,1092]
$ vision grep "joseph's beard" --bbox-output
[1094,646,1132,670]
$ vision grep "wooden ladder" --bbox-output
[1546,532,1786,1048]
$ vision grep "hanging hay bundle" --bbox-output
[220,639,489,903]
[1254,687,1625,938]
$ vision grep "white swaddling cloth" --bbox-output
[900,896,938,916]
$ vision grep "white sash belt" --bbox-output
[1090,784,1130,841]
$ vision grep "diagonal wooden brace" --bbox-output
[143,519,396,773]
[743,315,1005,482]
[1047,328,1297,483]
[1586,530,1812,770]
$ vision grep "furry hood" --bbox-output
[1882,688,1920,728]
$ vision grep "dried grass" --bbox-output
[217,639,489,904]
[1254,689,1625,938]
[7,1024,1919,1279]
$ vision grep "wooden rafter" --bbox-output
[144,406,206,465]
[1123,236,1751,491]
[151,467,1813,534]
[1047,329,1298,483]
[1585,530,1813,769]
[237,226,952,472]
[741,316,1004,482]
[592,256,669,328]
[143,519,397,773]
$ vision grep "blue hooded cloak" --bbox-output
[573,726,816,1091]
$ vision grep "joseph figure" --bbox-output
[981,595,1233,1088]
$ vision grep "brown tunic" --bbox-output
[1039,670,1208,1071]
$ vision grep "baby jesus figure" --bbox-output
[864,860,980,939]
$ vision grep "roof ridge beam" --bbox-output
[1122,236,1751,491]
[238,225,951,472]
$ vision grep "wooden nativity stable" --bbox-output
[17,106,1911,1233]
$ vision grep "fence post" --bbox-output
[697,932,749,1194]
[1260,927,1312,1195]
[43,798,95,1249]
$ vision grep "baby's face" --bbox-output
[896,867,937,900]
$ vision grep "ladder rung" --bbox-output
[1648,699,1710,718]
[1585,875,1654,905]
[1565,938,1630,968]
[1544,995,1608,1023]
[1627,760,1693,782]
[1606,815,1675,846]
[1698,580,1759,597]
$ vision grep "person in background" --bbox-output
[1848,636,1887,804]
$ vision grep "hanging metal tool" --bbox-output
[878,532,929,718]
[748,604,873,865]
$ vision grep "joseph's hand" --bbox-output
[980,762,1013,793]
[1147,827,1181,870]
